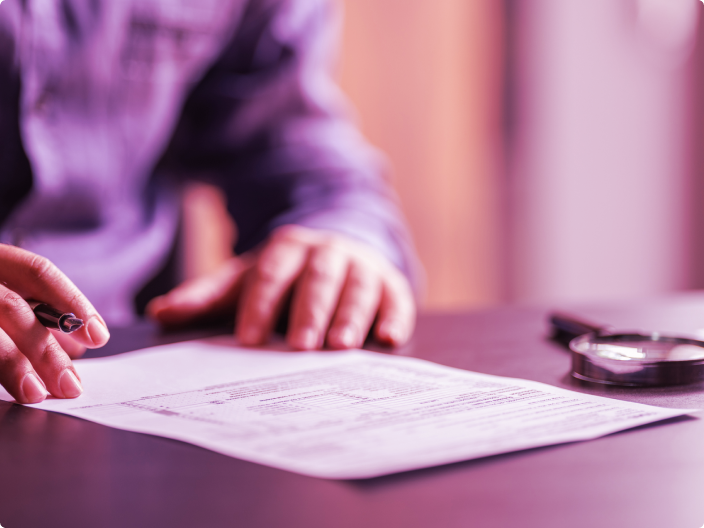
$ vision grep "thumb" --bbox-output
[147,258,248,326]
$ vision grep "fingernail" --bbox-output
[59,369,83,399]
[293,328,318,350]
[380,321,405,344]
[87,317,110,346]
[335,327,357,348]
[21,373,48,404]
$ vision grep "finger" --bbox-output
[236,235,309,345]
[0,244,109,349]
[373,272,416,347]
[287,245,349,350]
[52,330,87,359]
[0,286,83,398]
[148,258,249,326]
[0,329,48,404]
[326,262,382,349]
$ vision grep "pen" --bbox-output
[32,303,84,333]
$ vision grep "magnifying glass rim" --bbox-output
[585,333,704,348]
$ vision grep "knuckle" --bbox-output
[0,291,31,317]
[347,266,375,291]
[269,230,288,245]
[0,339,18,361]
[307,255,341,283]
[39,339,66,365]
[307,264,334,283]
[272,224,306,243]
[1,290,25,308]
[65,290,86,311]
[324,234,347,251]
[253,258,283,284]
[27,254,56,283]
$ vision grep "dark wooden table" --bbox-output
[2,293,704,528]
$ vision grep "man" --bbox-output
[0,0,419,404]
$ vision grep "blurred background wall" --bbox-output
[337,0,505,309]
[337,0,702,309]
[506,0,700,305]
[183,0,704,311]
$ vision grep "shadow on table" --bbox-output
[348,414,696,490]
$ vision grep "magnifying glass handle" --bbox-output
[549,312,608,348]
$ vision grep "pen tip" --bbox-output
[63,318,84,333]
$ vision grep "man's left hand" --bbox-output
[147,225,416,350]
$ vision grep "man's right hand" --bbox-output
[0,244,110,404]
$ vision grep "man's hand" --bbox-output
[148,225,416,350]
[0,244,110,404]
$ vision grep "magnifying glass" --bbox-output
[549,312,704,387]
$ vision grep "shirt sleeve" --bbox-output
[158,0,423,292]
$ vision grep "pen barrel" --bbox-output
[549,312,607,348]
[32,303,83,333]
[33,303,64,329]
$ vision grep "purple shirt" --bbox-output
[0,0,419,324]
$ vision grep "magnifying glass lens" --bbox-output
[592,341,704,361]
[570,334,704,386]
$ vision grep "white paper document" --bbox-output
[0,338,695,479]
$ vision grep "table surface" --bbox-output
[2,293,704,528]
